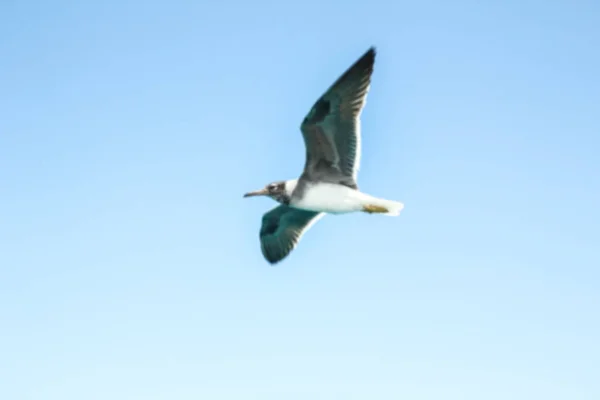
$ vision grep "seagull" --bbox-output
[244,47,404,264]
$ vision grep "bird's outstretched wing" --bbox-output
[300,47,376,188]
[259,205,324,264]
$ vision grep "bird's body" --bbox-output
[244,46,404,264]
[276,179,403,216]
[293,181,370,214]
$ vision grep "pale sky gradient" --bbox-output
[1,1,599,399]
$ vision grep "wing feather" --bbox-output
[300,47,376,186]
[259,205,324,264]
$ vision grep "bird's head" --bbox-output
[243,180,296,204]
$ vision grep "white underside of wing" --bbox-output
[351,114,362,180]
[348,89,368,181]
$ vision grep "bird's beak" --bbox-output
[243,188,269,198]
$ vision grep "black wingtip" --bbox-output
[352,46,376,72]
[364,46,376,61]
[265,253,284,265]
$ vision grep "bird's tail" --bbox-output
[362,197,404,216]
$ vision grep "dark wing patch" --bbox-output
[259,205,324,265]
[260,217,279,236]
[301,47,376,184]
[304,99,330,124]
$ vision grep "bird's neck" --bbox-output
[284,179,298,196]
[272,179,298,206]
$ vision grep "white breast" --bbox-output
[292,182,368,214]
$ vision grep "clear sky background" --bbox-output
[1,1,599,399]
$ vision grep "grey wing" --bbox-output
[300,47,376,188]
[259,205,324,265]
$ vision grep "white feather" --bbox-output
[291,182,403,216]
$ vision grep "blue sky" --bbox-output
[1,0,599,399]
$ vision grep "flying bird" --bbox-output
[244,47,404,264]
